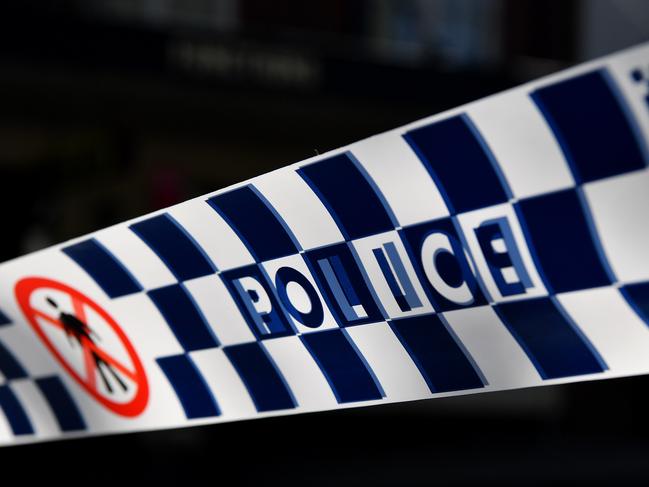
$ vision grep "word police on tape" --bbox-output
[1,42,649,445]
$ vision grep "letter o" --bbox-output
[275,266,324,328]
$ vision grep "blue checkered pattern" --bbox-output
[5,58,648,441]
[0,312,86,439]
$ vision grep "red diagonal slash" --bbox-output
[35,300,135,387]
[82,340,98,388]
[32,309,64,330]
[84,339,137,383]
[72,296,88,325]
[15,277,149,417]
[33,309,98,387]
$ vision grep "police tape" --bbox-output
[1,42,649,446]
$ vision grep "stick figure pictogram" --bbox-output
[45,296,128,394]
[15,277,149,417]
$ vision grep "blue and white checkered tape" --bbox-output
[2,41,649,445]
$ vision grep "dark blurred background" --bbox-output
[2,1,649,485]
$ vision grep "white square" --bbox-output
[168,199,255,272]
[556,287,649,375]
[190,347,257,419]
[110,293,184,358]
[345,322,431,401]
[350,132,450,226]
[95,225,176,290]
[183,274,256,346]
[350,231,434,320]
[468,90,575,198]
[584,170,649,283]
[262,336,337,409]
[443,306,542,389]
[254,167,345,250]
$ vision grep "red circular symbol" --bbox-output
[15,277,149,417]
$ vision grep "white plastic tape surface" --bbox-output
[1,43,649,445]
